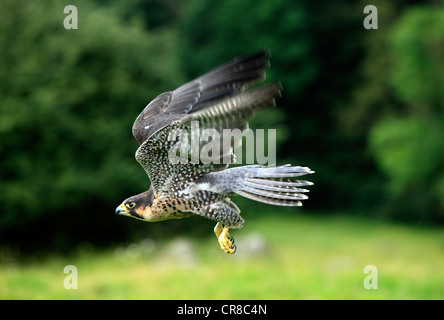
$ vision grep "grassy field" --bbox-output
[1,212,443,299]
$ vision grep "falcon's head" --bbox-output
[115,189,154,221]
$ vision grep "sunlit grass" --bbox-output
[1,213,443,299]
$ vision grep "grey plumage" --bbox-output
[191,165,313,225]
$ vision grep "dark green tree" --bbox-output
[0,0,184,248]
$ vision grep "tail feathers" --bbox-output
[246,164,314,178]
[245,178,313,187]
[244,180,309,194]
[235,165,314,207]
[235,190,304,207]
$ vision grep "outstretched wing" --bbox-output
[175,83,282,167]
[133,50,280,196]
[132,50,270,145]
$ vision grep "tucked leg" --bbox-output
[193,201,243,254]
[214,221,224,238]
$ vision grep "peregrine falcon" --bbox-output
[115,50,313,254]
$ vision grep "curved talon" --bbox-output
[215,224,237,254]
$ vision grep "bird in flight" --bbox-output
[115,50,313,254]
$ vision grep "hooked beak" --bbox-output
[115,203,129,216]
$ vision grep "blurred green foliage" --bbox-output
[0,0,442,252]
[178,0,317,98]
[346,3,444,220]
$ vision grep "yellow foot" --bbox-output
[214,222,236,254]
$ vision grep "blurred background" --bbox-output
[0,0,443,299]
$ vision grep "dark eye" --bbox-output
[126,202,136,209]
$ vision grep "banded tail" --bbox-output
[235,165,314,206]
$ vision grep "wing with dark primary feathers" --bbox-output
[133,50,281,195]
[132,50,271,145]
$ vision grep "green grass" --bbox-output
[1,213,443,299]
